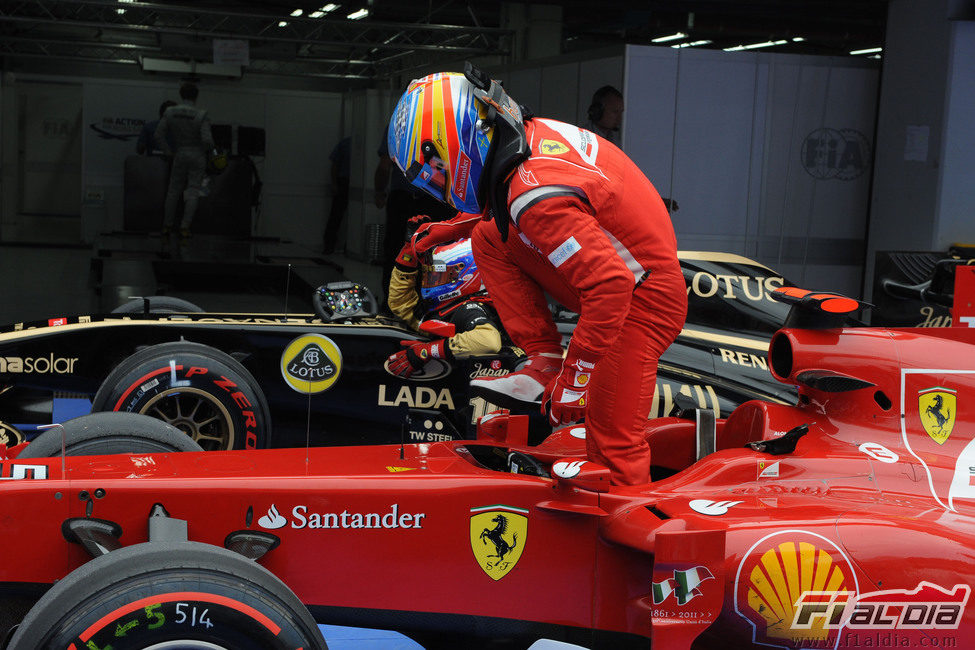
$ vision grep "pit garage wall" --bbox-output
[0,73,345,246]
[623,45,879,297]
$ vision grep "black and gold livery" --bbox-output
[0,252,796,451]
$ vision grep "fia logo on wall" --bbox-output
[801,128,871,181]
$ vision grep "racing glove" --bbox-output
[411,212,479,256]
[394,241,420,271]
[387,339,450,378]
[542,343,600,426]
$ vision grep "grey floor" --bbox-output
[0,233,383,326]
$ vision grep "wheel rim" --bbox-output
[140,387,235,450]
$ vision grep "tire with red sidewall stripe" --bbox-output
[91,341,271,451]
[8,541,327,650]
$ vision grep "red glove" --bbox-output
[407,214,435,228]
[542,344,600,426]
[387,339,449,378]
[394,241,419,270]
[412,213,480,256]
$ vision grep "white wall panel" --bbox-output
[622,47,677,206]
[669,50,757,240]
[624,45,878,297]
[537,63,579,124]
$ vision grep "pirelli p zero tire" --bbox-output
[8,541,328,650]
[112,295,205,314]
[91,342,271,451]
[17,412,203,458]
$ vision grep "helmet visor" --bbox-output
[405,156,447,204]
[421,262,463,289]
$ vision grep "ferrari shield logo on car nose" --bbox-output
[280,334,342,394]
[918,387,956,444]
[470,505,528,580]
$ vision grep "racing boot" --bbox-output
[470,352,562,411]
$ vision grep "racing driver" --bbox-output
[385,212,506,378]
[387,64,687,485]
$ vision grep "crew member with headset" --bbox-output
[387,66,688,485]
[585,85,624,146]
[584,84,678,211]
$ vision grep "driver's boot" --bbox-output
[469,352,562,410]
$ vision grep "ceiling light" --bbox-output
[309,10,324,17]
[347,8,368,20]
[652,32,687,43]
[850,46,882,55]
[321,3,339,11]
[290,9,302,17]
[277,20,288,27]
[672,39,712,49]
[724,39,788,52]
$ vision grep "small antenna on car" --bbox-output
[305,380,312,466]
[400,414,410,460]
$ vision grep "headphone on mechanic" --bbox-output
[587,85,622,123]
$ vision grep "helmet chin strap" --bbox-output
[464,61,530,242]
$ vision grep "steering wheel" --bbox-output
[313,282,378,322]
[506,450,549,477]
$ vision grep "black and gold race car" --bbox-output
[0,252,796,451]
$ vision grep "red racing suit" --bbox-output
[471,117,687,485]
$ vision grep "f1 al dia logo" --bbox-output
[280,334,341,394]
[801,128,871,180]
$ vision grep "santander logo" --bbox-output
[453,152,471,202]
[258,504,287,529]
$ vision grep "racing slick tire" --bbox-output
[112,295,205,314]
[16,412,204,458]
[7,541,328,650]
[91,341,271,451]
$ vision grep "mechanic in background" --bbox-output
[155,82,215,239]
[582,84,678,212]
[584,85,624,147]
[137,100,176,155]
[387,70,687,485]
[385,212,505,377]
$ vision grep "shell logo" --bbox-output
[734,530,858,650]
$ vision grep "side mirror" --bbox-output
[419,319,456,338]
[552,458,611,493]
[476,410,529,446]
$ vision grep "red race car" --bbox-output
[1,290,973,650]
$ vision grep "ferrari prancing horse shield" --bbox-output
[470,504,528,580]
[918,387,956,445]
